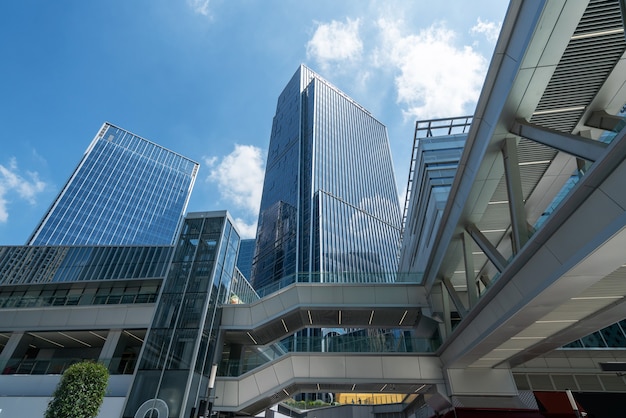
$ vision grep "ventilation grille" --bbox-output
[531,0,626,133]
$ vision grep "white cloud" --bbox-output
[233,217,257,239]
[188,0,210,16]
[0,195,7,223]
[376,19,488,120]
[470,18,502,44]
[207,144,265,216]
[204,155,218,167]
[307,18,363,69]
[0,158,46,223]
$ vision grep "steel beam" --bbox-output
[466,223,508,272]
[441,282,452,337]
[585,110,626,132]
[462,231,479,308]
[442,276,468,318]
[502,138,529,254]
[511,119,608,162]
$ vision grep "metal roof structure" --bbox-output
[401,0,626,369]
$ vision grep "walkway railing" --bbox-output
[219,333,440,377]
[402,116,473,235]
[254,272,424,298]
[1,356,136,376]
[0,292,158,309]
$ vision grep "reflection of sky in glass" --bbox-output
[29,123,198,246]
[253,66,401,288]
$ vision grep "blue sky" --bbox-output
[0,0,508,243]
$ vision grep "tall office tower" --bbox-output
[27,122,199,246]
[251,65,402,289]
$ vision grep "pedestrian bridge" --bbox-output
[220,281,431,346]
[213,0,626,415]
[214,281,443,415]
[400,0,626,371]
[214,353,443,416]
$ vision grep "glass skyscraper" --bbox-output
[251,65,402,289]
[28,122,199,246]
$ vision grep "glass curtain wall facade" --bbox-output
[0,245,172,285]
[235,239,255,280]
[252,65,402,289]
[0,245,171,378]
[123,211,240,418]
[28,122,199,246]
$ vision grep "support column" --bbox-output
[440,282,452,338]
[462,231,479,308]
[99,329,123,371]
[502,137,529,254]
[467,223,508,272]
[442,277,467,318]
[0,332,24,372]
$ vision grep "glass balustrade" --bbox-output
[1,356,137,376]
[219,334,440,377]
[254,272,424,298]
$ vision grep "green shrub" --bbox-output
[45,361,109,418]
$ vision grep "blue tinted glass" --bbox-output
[28,123,198,246]
[251,66,401,289]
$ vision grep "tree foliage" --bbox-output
[45,361,109,418]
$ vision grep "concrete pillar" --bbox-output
[98,329,123,371]
[0,332,24,372]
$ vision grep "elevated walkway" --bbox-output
[213,353,443,416]
[397,0,626,371]
[213,1,626,415]
[221,282,430,345]
[441,124,626,368]
[215,281,441,416]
